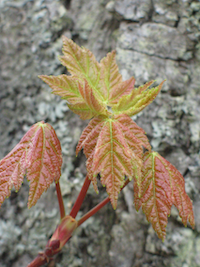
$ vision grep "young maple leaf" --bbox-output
[39,37,166,208]
[0,122,62,208]
[76,114,150,209]
[134,151,195,240]
[98,50,135,104]
[60,36,101,92]
[112,80,166,116]
[39,75,107,120]
[39,36,195,240]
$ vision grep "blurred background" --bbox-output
[0,0,200,266]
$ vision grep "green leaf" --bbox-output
[113,80,165,116]
[60,36,102,100]
[98,50,123,101]
[39,75,107,120]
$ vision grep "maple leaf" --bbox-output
[76,114,151,209]
[98,50,135,103]
[60,36,104,102]
[113,80,165,116]
[40,37,165,120]
[39,75,107,120]
[76,116,106,192]
[0,122,62,208]
[99,51,123,95]
[134,151,195,240]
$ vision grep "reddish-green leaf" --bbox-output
[76,115,149,209]
[0,122,62,208]
[108,77,135,105]
[68,80,107,119]
[98,50,123,100]
[60,36,102,99]
[116,114,151,152]
[40,38,165,120]
[76,116,106,192]
[113,80,165,116]
[98,51,135,105]
[92,118,134,209]
[0,144,28,207]
[39,74,80,102]
[39,75,107,120]
[27,122,62,208]
[134,151,195,240]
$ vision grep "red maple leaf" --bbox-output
[0,122,62,208]
[134,151,195,240]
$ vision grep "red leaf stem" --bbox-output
[55,181,66,219]
[70,175,91,218]
[78,178,130,226]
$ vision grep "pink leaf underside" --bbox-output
[76,114,150,209]
[134,152,195,240]
[0,122,62,208]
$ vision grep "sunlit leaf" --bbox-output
[98,50,123,100]
[113,80,165,116]
[39,75,107,120]
[60,36,103,101]
[39,75,80,102]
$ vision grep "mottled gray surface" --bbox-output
[0,0,200,266]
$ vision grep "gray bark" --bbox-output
[0,0,200,266]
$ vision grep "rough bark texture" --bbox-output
[0,0,200,266]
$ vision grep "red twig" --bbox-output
[55,181,65,219]
[27,178,130,267]
[70,175,91,218]
[27,255,47,267]
[78,178,130,226]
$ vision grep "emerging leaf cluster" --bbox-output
[39,37,195,240]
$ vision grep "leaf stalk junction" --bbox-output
[27,176,130,267]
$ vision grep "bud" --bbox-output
[49,215,78,253]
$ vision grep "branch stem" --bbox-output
[27,256,46,267]
[70,175,91,218]
[27,178,130,267]
[78,178,130,226]
[56,181,66,219]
